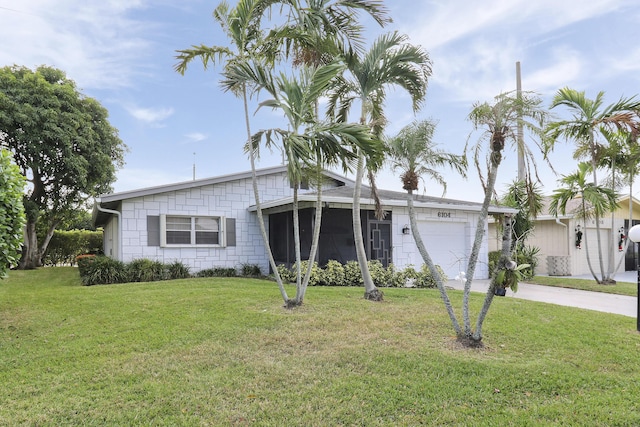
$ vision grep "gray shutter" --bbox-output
[226,218,236,247]
[147,216,160,246]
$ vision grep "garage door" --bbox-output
[416,221,467,278]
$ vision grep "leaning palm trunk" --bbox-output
[244,85,289,304]
[353,150,381,300]
[292,185,302,298]
[473,214,514,341]
[407,190,462,335]
[462,150,501,337]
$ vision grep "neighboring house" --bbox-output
[488,195,640,277]
[93,165,514,279]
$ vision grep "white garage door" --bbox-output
[417,221,468,278]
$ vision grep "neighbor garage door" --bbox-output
[416,221,467,279]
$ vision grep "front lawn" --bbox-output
[2,268,639,425]
[527,275,637,296]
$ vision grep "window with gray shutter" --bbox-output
[226,218,236,246]
[147,216,160,246]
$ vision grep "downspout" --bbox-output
[556,218,569,256]
[95,199,122,261]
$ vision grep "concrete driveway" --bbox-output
[447,271,638,318]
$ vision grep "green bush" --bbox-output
[80,256,127,286]
[44,229,103,266]
[368,260,394,287]
[0,149,25,278]
[275,264,293,283]
[343,260,363,287]
[488,251,501,275]
[166,261,191,280]
[516,245,539,279]
[240,263,262,277]
[197,267,237,278]
[415,264,446,288]
[126,259,166,283]
[320,260,345,286]
[293,260,322,286]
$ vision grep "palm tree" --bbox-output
[549,162,619,283]
[463,91,547,343]
[328,31,431,301]
[266,0,390,68]
[174,0,293,303]
[545,88,640,284]
[235,60,382,306]
[387,119,466,335]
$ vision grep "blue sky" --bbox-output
[1,0,639,203]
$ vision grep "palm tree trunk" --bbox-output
[473,214,513,342]
[243,85,289,304]
[353,150,381,300]
[407,190,461,335]
[293,185,302,295]
[589,131,606,282]
[580,198,600,282]
[463,150,501,336]
[299,169,324,303]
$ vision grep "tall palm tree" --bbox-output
[387,119,466,335]
[266,0,390,68]
[174,0,291,302]
[235,60,382,306]
[328,31,431,301]
[549,162,619,283]
[463,91,547,342]
[545,88,640,284]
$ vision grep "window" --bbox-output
[160,215,222,246]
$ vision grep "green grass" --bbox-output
[2,268,640,426]
[526,275,638,296]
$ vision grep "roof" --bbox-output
[97,165,352,203]
[249,185,517,215]
[536,194,640,220]
[93,165,515,226]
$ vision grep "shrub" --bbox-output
[275,264,293,283]
[415,264,446,288]
[126,259,166,283]
[293,260,322,286]
[398,265,420,288]
[367,260,394,287]
[80,256,127,286]
[240,263,262,277]
[488,250,501,275]
[343,260,363,287]
[516,245,539,279]
[76,254,97,277]
[320,260,345,286]
[197,267,237,278]
[44,229,103,266]
[166,261,191,280]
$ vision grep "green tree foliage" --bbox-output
[0,149,25,278]
[0,65,126,269]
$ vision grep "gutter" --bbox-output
[94,199,122,261]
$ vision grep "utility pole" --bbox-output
[516,61,525,182]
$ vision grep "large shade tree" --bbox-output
[0,149,25,278]
[0,65,125,269]
[328,31,431,301]
[545,88,640,284]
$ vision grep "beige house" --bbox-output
[489,195,640,277]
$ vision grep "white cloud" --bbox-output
[184,132,208,143]
[126,106,174,124]
[0,1,153,89]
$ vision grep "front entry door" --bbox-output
[368,221,392,267]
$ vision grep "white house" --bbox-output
[93,165,514,279]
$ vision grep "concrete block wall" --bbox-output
[119,171,295,274]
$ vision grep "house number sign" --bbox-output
[437,211,452,218]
